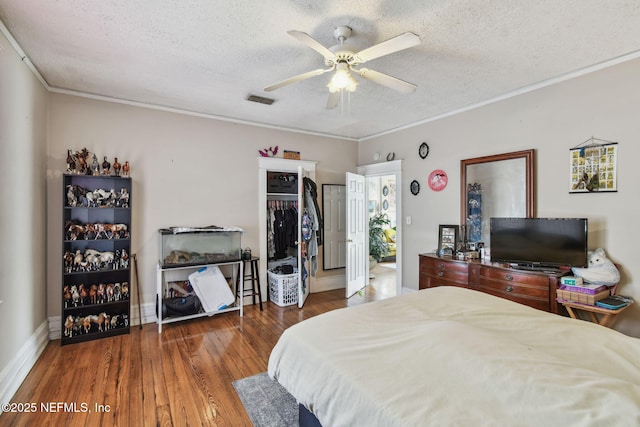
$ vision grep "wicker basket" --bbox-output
[268,271,298,307]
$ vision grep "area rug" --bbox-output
[232,372,298,427]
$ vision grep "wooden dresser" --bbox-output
[419,253,568,313]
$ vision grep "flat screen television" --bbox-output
[490,217,588,269]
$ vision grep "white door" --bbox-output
[323,184,346,269]
[346,172,366,298]
[298,166,310,307]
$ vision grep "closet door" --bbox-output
[297,166,309,308]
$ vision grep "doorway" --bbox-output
[356,160,403,298]
[367,174,397,299]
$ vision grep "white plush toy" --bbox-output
[571,248,620,286]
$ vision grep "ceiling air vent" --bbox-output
[246,94,275,105]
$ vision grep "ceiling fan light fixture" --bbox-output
[345,74,358,92]
[266,27,419,100]
[327,63,358,93]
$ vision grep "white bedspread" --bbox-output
[268,287,640,427]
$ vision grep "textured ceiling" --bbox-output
[1,1,640,140]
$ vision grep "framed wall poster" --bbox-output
[569,143,618,193]
[438,225,459,256]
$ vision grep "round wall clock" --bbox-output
[419,142,430,159]
[428,169,448,192]
[410,180,420,195]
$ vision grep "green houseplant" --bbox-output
[369,213,391,262]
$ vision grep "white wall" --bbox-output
[46,94,358,323]
[360,57,640,337]
[0,29,48,401]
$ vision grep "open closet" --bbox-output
[258,158,318,308]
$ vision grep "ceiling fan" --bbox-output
[264,26,421,109]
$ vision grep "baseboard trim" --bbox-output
[137,302,157,324]
[48,316,61,340]
[0,321,49,408]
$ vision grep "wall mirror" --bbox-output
[460,149,535,247]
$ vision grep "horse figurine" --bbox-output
[91,154,100,175]
[112,157,121,176]
[66,149,76,173]
[102,156,111,175]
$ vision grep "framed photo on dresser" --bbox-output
[438,225,459,256]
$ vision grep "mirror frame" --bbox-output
[460,149,536,241]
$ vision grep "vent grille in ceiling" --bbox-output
[246,95,275,105]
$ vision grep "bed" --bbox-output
[268,286,640,426]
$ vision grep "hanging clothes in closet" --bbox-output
[268,200,298,260]
[302,177,322,277]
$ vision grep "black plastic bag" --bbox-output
[162,295,202,317]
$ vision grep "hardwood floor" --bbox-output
[1,281,394,427]
[369,262,397,299]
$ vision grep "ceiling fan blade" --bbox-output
[326,91,341,109]
[287,30,337,60]
[287,30,336,60]
[354,32,421,63]
[264,68,333,92]
[355,68,417,94]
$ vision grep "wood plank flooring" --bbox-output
[1,274,396,427]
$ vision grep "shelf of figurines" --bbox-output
[65,221,129,241]
[66,148,131,178]
[65,184,130,209]
[63,247,130,274]
[62,156,132,344]
[62,275,130,345]
[63,282,130,310]
[62,308,130,345]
